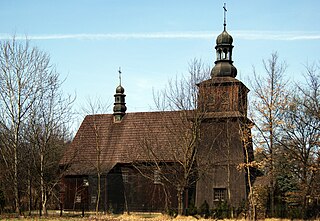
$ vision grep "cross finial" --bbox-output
[118,67,122,86]
[223,3,227,30]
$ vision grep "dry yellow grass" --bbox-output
[1,214,319,221]
[0,214,216,221]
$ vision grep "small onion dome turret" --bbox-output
[113,84,127,121]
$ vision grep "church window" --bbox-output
[213,188,226,201]
[154,169,161,184]
[122,168,129,183]
[83,178,89,187]
[91,195,97,204]
[75,194,81,203]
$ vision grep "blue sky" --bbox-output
[1,0,320,129]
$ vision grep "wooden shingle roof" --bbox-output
[60,111,188,175]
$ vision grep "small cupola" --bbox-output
[211,4,237,78]
[113,68,127,122]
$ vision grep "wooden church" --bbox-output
[59,12,253,214]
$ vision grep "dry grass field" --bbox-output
[0,213,226,220]
[0,213,317,221]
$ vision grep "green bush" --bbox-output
[198,200,210,218]
[212,201,230,219]
[235,200,246,217]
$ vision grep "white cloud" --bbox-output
[234,31,320,41]
[0,31,319,41]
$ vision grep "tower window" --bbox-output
[223,48,228,60]
[213,188,226,201]
[217,48,222,60]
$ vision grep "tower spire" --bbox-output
[211,3,237,78]
[223,3,227,31]
[113,68,127,122]
[118,67,122,86]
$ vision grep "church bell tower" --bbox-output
[197,4,248,117]
[195,4,253,210]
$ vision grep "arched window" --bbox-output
[217,48,222,60]
[223,48,228,60]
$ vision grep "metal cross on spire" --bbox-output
[223,3,227,30]
[118,67,122,86]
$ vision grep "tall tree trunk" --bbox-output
[244,140,256,221]
[28,169,32,216]
[177,186,184,215]
[14,146,20,214]
[42,194,47,216]
[269,124,274,217]
[13,135,20,215]
[96,172,101,215]
[40,152,48,216]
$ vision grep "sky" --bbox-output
[1,0,320,130]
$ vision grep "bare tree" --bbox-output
[238,121,258,221]
[250,52,288,217]
[0,37,73,215]
[297,62,320,125]
[80,97,111,215]
[27,69,74,215]
[133,59,211,215]
[0,38,52,214]
[277,63,320,217]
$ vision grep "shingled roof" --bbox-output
[60,111,189,175]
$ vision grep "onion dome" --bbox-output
[116,85,125,94]
[211,21,237,77]
[210,3,237,78]
[216,29,233,45]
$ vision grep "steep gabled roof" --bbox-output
[60,111,189,175]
